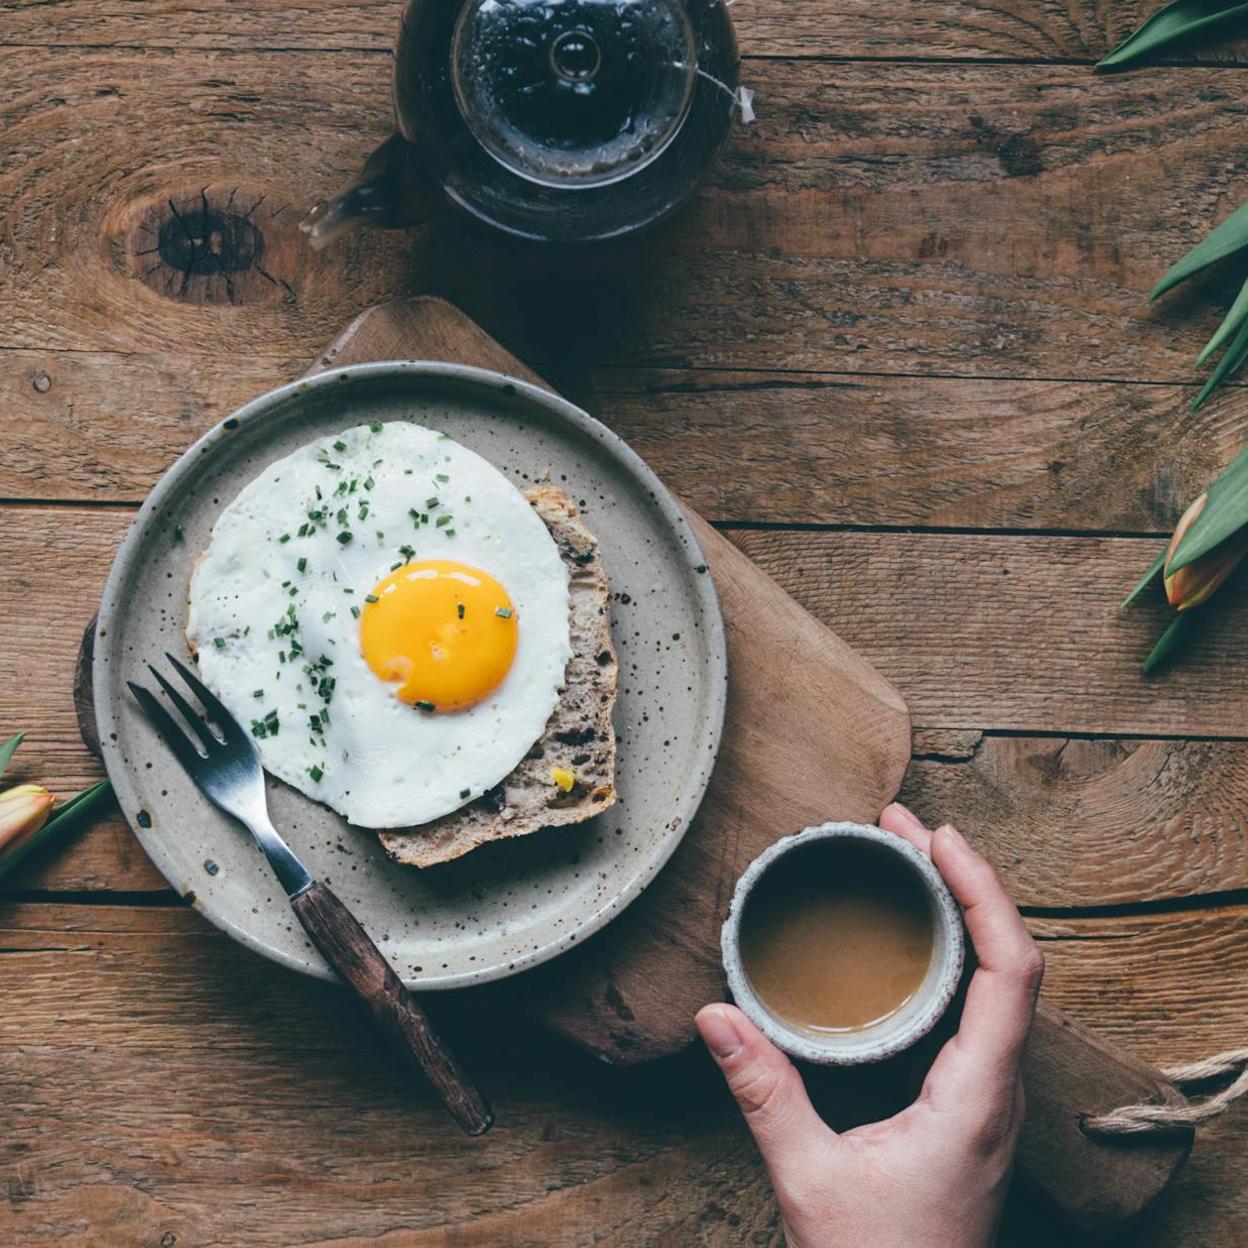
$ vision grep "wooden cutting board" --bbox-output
[80,297,1191,1235]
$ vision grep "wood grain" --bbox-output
[8,55,1248,381]
[732,528,1248,738]
[13,506,1248,743]
[0,901,1239,1074]
[14,726,1248,906]
[3,0,1247,1237]
[0,903,1233,1243]
[903,733,1248,907]
[7,502,1248,902]
[4,0,1248,64]
[11,353,1248,538]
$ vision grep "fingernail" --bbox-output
[883,802,925,832]
[698,1006,744,1060]
[936,823,965,846]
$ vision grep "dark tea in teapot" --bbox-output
[302,0,740,246]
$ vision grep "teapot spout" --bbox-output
[300,133,433,250]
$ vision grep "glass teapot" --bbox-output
[300,0,740,247]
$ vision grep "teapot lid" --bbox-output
[451,0,699,189]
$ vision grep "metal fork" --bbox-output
[129,653,493,1136]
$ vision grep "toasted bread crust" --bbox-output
[378,486,618,867]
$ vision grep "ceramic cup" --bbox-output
[721,821,966,1066]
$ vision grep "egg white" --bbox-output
[186,422,572,828]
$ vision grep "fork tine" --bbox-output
[147,665,223,755]
[164,652,244,743]
[128,680,207,775]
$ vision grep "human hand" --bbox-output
[696,805,1044,1248]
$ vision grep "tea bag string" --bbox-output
[1081,1046,1248,1137]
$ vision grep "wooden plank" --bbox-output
[12,505,1248,741]
[731,527,1248,738]
[6,505,1248,895]
[2,902,1241,1245]
[10,354,1248,537]
[0,1035,1240,1248]
[15,726,1248,903]
[1,901,1239,1061]
[6,55,1248,381]
[4,0,1248,64]
[902,732,1248,907]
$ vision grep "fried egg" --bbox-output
[186,422,572,828]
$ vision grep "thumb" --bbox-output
[696,1003,832,1173]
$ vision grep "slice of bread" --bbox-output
[378,485,619,868]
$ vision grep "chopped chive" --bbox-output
[350,605,360,619]
[495,606,513,619]
[436,473,449,483]
[365,594,379,604]
[426,497,440,509]
[370,422,382,433]
[459,787,470,799]
[457,602,465,619]
[308,764,324,782]
[336,531,353,545]
[415,700,435,712]
[296,557,307,573]
[333,440,347,452]
[253,689,264,698]
[364,475,375,491]
[278,533,291,544]
[358,502,369,520]
[444,529,455,538]
[436,515,451,528]
[213,637,226,649]
[173,523,185,543]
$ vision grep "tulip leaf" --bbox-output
[1122,546,1168,608]
[1190,314,1248,412]
[1151,199,1248,301]
[1170,443,1248,573]
[0,778,112,884]
[0,732,23,783]
[1198,273,1248,365]
[1099,0,1248,73]
[1143,610,1199,674]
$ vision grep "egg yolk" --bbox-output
[359,561,518,712]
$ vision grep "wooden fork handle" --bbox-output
[290,880,493,1135]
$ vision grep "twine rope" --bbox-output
[1082,1046,1248,1137]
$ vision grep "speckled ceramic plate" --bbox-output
[94,363,726,990]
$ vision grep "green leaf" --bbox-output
[1198,273,1248,365]
[1190,313,1248,412]
[1098,0,1248,73]
[1122,545,1168,608]
[1151,198,1248,301]
[1170,442,1248,573]
[0,778,112,884]
[0,732,23,783]
[1143,610,1199,674]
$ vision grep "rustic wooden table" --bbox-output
[4,0,1248,1242]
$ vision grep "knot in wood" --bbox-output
[158,202,262,278]
[126,185,296,305]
